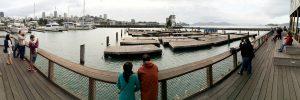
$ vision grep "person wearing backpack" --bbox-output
[117,62,140,100]
[4,34,13,65]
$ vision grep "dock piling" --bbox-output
[80,44,85,65]
[247,32,250,38]
[106,36,110,47]
[116,32,118,41]
[121,29,123,38]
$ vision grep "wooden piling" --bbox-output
[116,32,118,41]
[80,44,85,65]
[121,29,123,38]
[106,36,110,47]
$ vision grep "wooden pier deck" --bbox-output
[191,38,300,100]
[0,47,77,100]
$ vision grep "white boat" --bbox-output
[75,22,94,30]
[63,22,77,30]
[10,23,29,34]
[44,22,64,32]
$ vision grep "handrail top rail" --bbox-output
[0,31,270,84]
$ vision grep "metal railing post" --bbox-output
[48,60,54,80]
[161,80,167,100]
[89,78,96,100]
[206,65,213,87]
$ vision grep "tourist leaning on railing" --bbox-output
[138,54,158,100]
[278,31,293,52]
[28,35,39,72]
[238,38,254,75]
[117,62,140,100]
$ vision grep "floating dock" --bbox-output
[169,41,213,50]
[104,45,162,57]
[120,39,160,46]
[162,38,197,46]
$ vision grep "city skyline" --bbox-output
[0,0,289,25]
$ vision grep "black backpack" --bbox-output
[3,40,8,53]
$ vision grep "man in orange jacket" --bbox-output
[138,54,158,100]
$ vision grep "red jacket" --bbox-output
[285,36,293,45]
[138,61,158,100]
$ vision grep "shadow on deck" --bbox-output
[0,47,78,100]
[192,38,300,100]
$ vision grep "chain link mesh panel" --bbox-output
[53,64,89,99]
[95,81,119,100]
[166,68,207,99]
[35,54,49,76]
[212,55,234,83]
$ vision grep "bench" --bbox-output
[285,38,300,54]
[273,39,300,67]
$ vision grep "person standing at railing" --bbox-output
[13,31,21,58]
[238,38,254,75]
[3,34,13,65]
[28,35,39,72]
[18,31,26,61]
[117,62,140,100]
[138,54,158,100]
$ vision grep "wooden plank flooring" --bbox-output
[0,47,78,100]
[191,38,300,100]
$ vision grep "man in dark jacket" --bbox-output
[238,38,254,75]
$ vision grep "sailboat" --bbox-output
[75,0,95,30]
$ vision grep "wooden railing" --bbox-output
[0,31,272,100]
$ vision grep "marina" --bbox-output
[0,0,297,99]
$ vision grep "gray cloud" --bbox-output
[0,0,290,24]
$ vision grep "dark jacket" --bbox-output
[239,41,254,58]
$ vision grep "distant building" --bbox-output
[99,15,102,19]
[131,19,135,24]
[166,15,176,27]
[54,11,58,18]
[64,13,67,18]
[42,12,45,19]
[104,14,107,21]
[0,12,4,17]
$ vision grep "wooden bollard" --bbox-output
[121,29,123,38]
[116,32,118,41]
[80,44,85,65]
[247,32,250,38]
[227,33,230,44]
[106,36,110,47]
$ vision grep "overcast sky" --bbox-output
[0,0,290,25]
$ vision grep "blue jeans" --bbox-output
[31,53,37,63]
[13,44,20,57]
[278,43,287,51]
[240,57,252,74]
[19,45,26,60]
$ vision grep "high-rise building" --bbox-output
[54,11,58,18]
[42,12,45,19]
[64,13,67,18]
[0,12,4,17]
[104,14,107,21]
